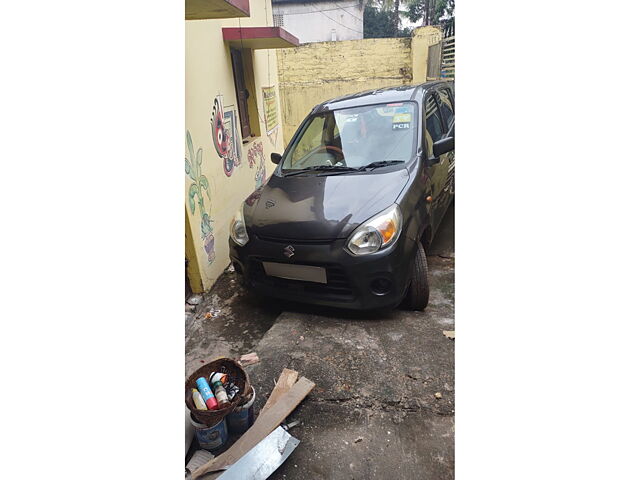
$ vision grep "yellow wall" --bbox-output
[277,26,442,144]
[411,26,443,86]
[186,0,285,292]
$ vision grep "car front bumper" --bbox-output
[228,232,418,311]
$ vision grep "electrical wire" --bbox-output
[238,17,244,50]
[308,4,363,34]
[264,0,271,86]
[277,4,361,15]
[332,1,363,22]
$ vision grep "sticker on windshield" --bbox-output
[392,113,411,130]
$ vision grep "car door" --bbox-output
[436,86,455,204]
[423,91,449,230]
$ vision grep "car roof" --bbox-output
[313,81,451,112]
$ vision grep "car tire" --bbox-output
[404,242,430,311]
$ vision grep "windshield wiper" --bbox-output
[283,165,358,177]
[357,160,404,171]
[318,161,406,176]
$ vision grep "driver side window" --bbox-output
[290,116,325,165]
[437,88,454,131]
[424,94,444,155]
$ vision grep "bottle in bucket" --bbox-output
[209,372,228,385]
[212,381,230,408]
[195,377,218,410]
[191,388,207,410]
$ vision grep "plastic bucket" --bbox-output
[190,414,228,452]
[227,386,255,434]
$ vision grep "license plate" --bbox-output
[262,262,327,284]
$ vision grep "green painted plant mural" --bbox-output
[185,131,215,263]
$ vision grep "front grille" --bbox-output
[254,234,335,245]
[248,259,355,299]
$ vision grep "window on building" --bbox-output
[273,14,284,27]
[230,48,256,139]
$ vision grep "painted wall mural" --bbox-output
[185,130,215,264]
[247,141,267,189]
[211,96,241,177]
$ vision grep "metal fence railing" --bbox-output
[441,36,455,81]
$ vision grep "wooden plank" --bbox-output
[191,377,316,479]
[261,368,298,414]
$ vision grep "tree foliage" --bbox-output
[364,5,411,38]
[405,0,454,25]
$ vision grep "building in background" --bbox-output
[185,0,299,293]
[272,0,364,43]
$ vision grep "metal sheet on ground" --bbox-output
[217,427,300,480]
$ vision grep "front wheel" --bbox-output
[404,243,430,310]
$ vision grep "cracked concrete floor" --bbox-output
[185,204,454,479]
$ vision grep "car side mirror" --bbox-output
[433,137,454,157]
[270,152,282,165]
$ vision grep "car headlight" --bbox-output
[230,206,249,246]
[346,204,403,255]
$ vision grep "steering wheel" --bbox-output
[308,145,345,164]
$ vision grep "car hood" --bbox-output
[244,168,410,240]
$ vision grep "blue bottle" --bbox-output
[196,377,218,409]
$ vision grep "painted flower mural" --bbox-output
[247,141,266,189]
[185,130,215,263]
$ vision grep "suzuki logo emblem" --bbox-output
[283,245,295,258]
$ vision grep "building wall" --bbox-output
[186,0,285,292]
[277,26,441,144]
[273,1,364,43]
[277,36,412,144]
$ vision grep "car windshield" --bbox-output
[281,102,417,173]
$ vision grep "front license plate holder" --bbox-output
[262,262,327,284]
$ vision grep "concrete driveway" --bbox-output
[185,203,454,479]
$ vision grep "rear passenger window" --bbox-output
[424,94,444,153]
[438,88,454,131]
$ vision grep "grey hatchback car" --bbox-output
[229,82,454,310]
